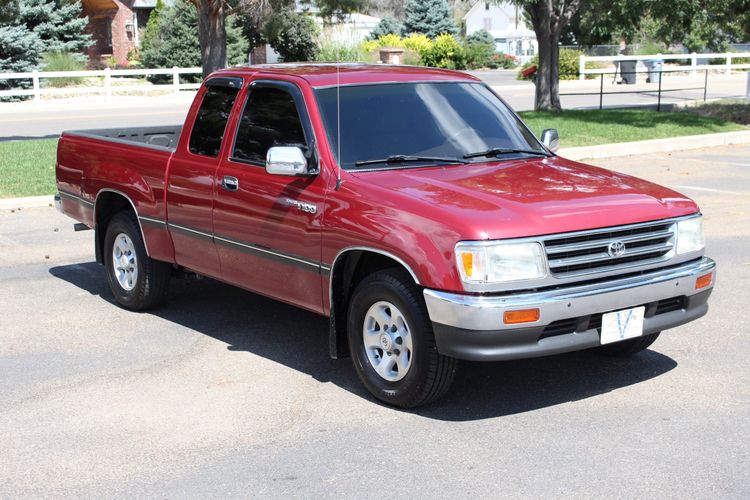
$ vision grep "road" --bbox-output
[1,70,747,140]
[1,145,748,498]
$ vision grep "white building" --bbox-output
[463,1,537,62]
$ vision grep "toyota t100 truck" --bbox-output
[55,64,716,407]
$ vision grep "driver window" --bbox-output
[232,86,307,165]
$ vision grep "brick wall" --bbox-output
[83,0,139,66]
[110,0,137,65]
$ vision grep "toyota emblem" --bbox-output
[607,240,626,257]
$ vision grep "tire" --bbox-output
[592,332,661,357]
[103,211,170,311]
[347,269,457,408]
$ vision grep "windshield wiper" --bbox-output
[463,147,550,159]
[354,155,467,167]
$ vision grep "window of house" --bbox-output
[188,84,240,157]
[232,87,306,165]
[483,17,492,31]
[104,17,112,49]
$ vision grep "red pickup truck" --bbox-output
[56,64,715,407]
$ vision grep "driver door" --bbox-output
[212,79,328,314]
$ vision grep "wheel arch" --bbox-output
[93,189,149,264]
[327,247,421,359]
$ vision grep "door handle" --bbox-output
[221,176,239,192]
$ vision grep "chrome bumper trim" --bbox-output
[423,257,716,332]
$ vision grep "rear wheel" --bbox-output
[593,332,661,357]
[347,269,457,408]
[104,212,170,310]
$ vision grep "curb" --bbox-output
[0,195,55,211]
[558,130,750,161]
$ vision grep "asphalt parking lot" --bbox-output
[1,145,748,498]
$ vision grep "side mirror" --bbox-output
[265,146,312,176]
[540,128,560,153]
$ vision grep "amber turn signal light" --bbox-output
[503,308,541,324]
[695,273,713,290]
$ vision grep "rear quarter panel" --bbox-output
[56,133,176,263]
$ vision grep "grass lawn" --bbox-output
[520,109,747,148]
[1,107,748,198]
[0,138,58,198]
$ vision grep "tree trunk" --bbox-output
[534,29,553,110]
[523,0,582,112]
[196,0,227,78]
[528,3,560,111]
[549,33,561,110]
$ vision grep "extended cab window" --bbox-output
[232,87,306,165]
[189,84,240,157]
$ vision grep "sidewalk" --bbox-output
[0,91,197,112]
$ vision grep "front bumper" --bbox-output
[424,257,716,361]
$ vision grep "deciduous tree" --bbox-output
[142,0,247,78]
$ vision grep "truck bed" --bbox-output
[64,125,182,151]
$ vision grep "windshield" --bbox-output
[315,82,545,170]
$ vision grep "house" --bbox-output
[81,0,165,66]
[463,1,537,62]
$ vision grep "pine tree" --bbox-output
[403,0,457,38]
[0,24,43,74]
[0,24,43,95]
[0,0,20,23]
[18,0,92,61]
[368,16,404,39]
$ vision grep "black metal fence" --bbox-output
[560,69,713,111]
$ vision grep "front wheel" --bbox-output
[347,269,457,408]
[592,332,661,357]
[104,212,171,310]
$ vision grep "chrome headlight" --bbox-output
[676,216,704,254]
[455,241,547,285]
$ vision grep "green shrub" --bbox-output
[375,33,404,48]
[401,48,422,66]
[492,53,518,69]
[466,29,494,46]
[517,48,588,80]
[464,30,496,69]
[422,34,465,69]
[634,42,666,56]
[317,34,367,62]
[730,52,750,72]
[402,33,432,57]
[264,11,319,62]
[41,51,85,87]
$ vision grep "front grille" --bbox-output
[543,221,675,277]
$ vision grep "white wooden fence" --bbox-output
[578,52,750,80]
[0,66,203,100]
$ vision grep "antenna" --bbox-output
[335,42,343,190]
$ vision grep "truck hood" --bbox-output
[351,155,699,239]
